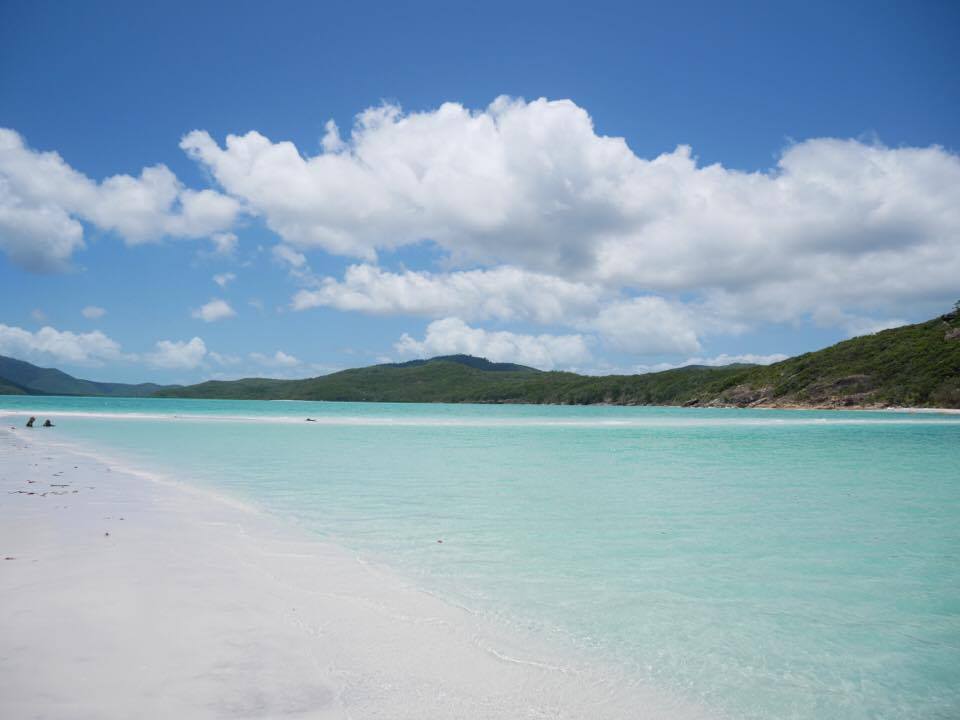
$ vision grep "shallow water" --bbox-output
[3,397,959,719]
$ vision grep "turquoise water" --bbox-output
[3,397,959,719]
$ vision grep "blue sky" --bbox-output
[1,0,958,383]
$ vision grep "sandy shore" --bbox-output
[0,427,708,719]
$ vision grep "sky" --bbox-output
[1,0,958,384]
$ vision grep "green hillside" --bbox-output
[7,310,959,408]
[687,309,960,408]
[155,310,960,408]
[154,355,543,402]
[0,355,173,397]
[154,351,752,404]
[0,378,28,395]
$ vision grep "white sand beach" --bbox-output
[0,426,710,719]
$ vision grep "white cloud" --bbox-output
[0,182,85,272]
[585,352,790,376]
[0,128,240,272]
[395,317,591,370]
[250,350,300,367]
[808,307,907,338]
[292,264,603,324]
[210,231,238,256]
[208,350,241,366]
[677,353,788,368]
[181,97,960,332]
[191,298,236,322]
[293,264,706,356]
[147,337,207,369]
[589,297,702,355]
[0,323,123,365]
[213,272,236,288]
[7,97,958,364]
[272,244,308,269]
[81,305,106,319]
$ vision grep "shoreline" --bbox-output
[3,393,959,414]
[0,426,710,719]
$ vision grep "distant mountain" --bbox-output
[387,354,538,373]
[0,378,28,395]
[154,353,753,404]
[6,309,960,408]
[153,355,545,402]
[0,355,174,398]
[156,310,960,408]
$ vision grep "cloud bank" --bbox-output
[182,97,960,325]
[0,323,122,365]
[0,128,239,272]
[4,95,959,366]
[180,96,959,357]
[395,318,591,370]
[146,337,208,369]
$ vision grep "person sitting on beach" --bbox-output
[25,416,36,428]
[42,419,54,427]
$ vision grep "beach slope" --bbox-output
[0,427,703,719]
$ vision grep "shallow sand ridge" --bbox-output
[0,426,708,719]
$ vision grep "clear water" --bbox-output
[3,397,959,719]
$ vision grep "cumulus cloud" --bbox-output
[147,337,207,369]
[589,297,702,355]
[292,264,603,324]
[250,350,300,367]
[81,305,106,319]
[182,96,960,332]
[213,272,236,288]
[293,264,709,355]
[395,317,591,370]
[7,96,958,364]
[0,323,123,364]
[686,352,789,367]
[191,298,236,322]
[0,128,240,272]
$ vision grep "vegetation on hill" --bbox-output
[0,355,173,397]
[155,310,960,408]
[152,354,750,404]
[154,358,543,402]
[6,309,960,408]
[0,378,28,395]
[685,309,960,408]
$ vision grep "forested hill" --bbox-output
[685,309,960,409]
[0,355,173,398]
[153,311,960,408]
[152,355,750,404]
[6,311,959,408]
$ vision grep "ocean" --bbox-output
[2,396,958,719]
